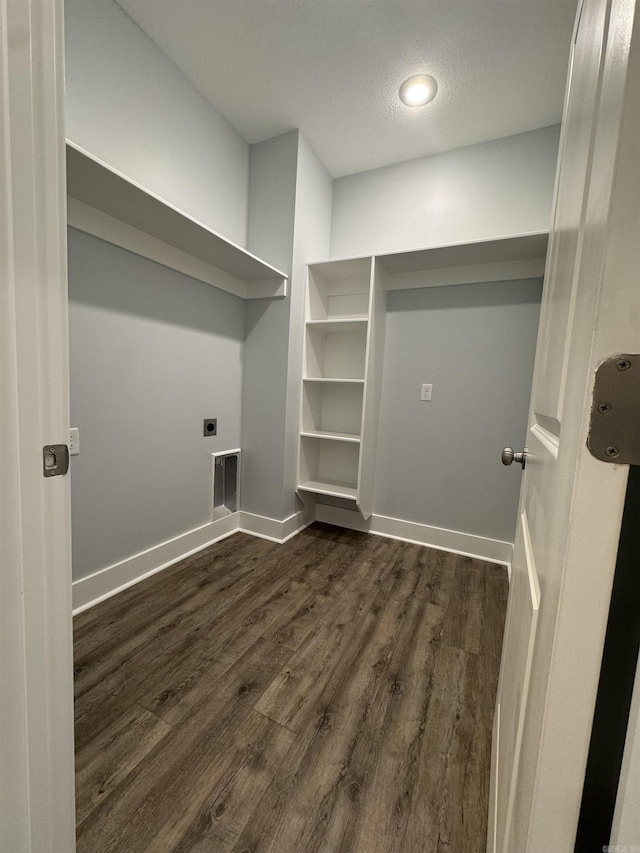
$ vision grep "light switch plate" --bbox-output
[421,384,433,401]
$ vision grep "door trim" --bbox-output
[0,0,76,848]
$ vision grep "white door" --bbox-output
[488,0,640,851]
[0,1,76,850]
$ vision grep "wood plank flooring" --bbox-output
[74,523,508,852]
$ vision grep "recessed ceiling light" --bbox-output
[399,74,438,108]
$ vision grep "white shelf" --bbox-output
[302,377,365,384]
[305,318,368,333]
[298,480,358,501]
[66,141,287,300]
[311,232,549,292]
[305,323,367,381]
[298,257,373,514]
[300,430,361,443]
[379,233,548,290]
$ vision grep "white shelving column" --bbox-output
[298,257,383,517]
[297,231,548,520]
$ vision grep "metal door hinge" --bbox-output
[43,444,69,477]
[588,355,640,464]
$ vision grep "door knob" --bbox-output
[502,447,526,468]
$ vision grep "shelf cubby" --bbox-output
[307,258,372,320]
[301,381,363,438]
[298,436,360,501]
[304,324,367,380]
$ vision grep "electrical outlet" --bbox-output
[69,427,80,456]
[203,418,217,436]
[420,384,433,402]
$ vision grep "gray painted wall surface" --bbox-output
[65,0,250,246]
[330,126,560,258]
[242,131,332,521]
[374,278,542,542]
[242,132,299,519]
[68,229,244,580]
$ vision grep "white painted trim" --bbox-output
[530,420,560,459]
[315,504,513,565]
[239,507,316,543]
[72,514,240,614]
[1,0,76,847]
[211,447,242,460]
[72,506,317,614]
[210,448,242,520]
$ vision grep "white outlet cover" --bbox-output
[421,384,433,401]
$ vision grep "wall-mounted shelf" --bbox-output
[300,430,361,443]
[310,232,549,293]
[65,141,288,300]
[305,319,368,333]
[298,479,358,501]
[302,377,365,384]
[299,231,549,519]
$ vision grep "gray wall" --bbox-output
[242,132,299,519]
[65,0,250,246]
[328,127,555,542]
[242,131,333,521]
[64,0,556,547]
[374,278,542,542]
[68,229,244,580]
[331,126,560,258]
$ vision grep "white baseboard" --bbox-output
[72,513,240,614]
[72,503,509,615]
[72,507,317,614]
[315,504,513,566]
[239,507,315,543]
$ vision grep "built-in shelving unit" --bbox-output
[297,257,386,516]
[65,141,288,300]
[298,231,548,518]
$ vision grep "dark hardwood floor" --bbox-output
[74,523,508,852]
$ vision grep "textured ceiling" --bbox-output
[117,0,578,178]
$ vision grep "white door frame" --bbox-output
[0,1,76,850]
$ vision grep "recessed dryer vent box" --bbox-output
[211,449,241,520]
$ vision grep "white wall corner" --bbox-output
[239,506,316,543]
